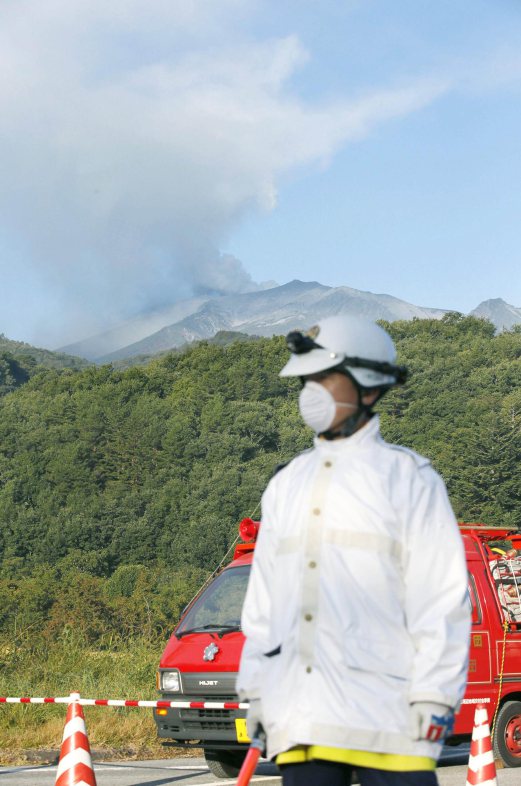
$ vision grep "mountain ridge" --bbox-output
[0,333,91,370]
[470,298,521,331]
[54,282,520,362]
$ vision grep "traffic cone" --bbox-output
[465,704,497,786]
[55,692,97,786]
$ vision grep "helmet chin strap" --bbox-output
[319,406,373,440]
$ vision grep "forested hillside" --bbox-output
[0,334,90,396]
[0,314,520,652]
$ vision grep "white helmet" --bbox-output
[279,315,407,389]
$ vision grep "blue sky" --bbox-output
[230,0,521,311]
[1,1,520,346]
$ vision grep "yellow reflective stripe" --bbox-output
[276,745,435,772]
[276,747,308,764]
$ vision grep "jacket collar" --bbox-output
[313,414,381,452]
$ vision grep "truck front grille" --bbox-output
[161,723,181,733]
[180,708,235,731]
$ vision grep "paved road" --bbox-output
[0,750,519,786]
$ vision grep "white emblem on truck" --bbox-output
[203,642,220,661]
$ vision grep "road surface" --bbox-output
[0,748,519,786]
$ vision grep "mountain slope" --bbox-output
[97,280,447,362]
[471,299,521,331]
[58,296,211,360]
[0,333,91,395]
[0,334,90,370]
[54,281,521,364]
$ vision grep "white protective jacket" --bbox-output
[236,416,471,761]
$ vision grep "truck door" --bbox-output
[457,570,494,730]
[467,572,493,687]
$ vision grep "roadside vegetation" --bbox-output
[0,634,170,762]
[0,315,520,758]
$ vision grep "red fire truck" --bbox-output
[154,520,521,777]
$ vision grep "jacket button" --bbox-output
[306,666,312,673]
[324,461,332,468]
[304,613,313,621]
[309,561,317,569]
[313,508,320,515]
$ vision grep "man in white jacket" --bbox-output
[236,315,471,786]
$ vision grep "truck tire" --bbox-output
[492,700,521,767]
[204,748,247,778]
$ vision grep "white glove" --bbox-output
[409,702,454,742]
[246,698,263,741]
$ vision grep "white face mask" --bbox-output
[298,380,357,433]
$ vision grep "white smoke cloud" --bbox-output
[0,1,449,345]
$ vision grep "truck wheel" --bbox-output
[492,700,521,767]
[204,748,247,778]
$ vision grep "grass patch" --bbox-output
[0,631,197,763]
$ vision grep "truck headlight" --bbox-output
[161,670,181,692]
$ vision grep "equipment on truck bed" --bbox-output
[489,552,521,623]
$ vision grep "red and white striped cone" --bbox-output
[465,704,498,786]
[55,692,97,786]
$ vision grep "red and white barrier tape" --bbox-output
[0,696,248,709]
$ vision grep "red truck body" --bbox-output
[154,523,521,775]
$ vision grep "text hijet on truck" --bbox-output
[154,518,521,777]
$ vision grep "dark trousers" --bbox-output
[280,760,438,786]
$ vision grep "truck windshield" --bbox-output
[176,565,251,635]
